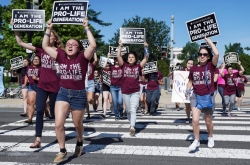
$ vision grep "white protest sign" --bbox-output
[80,39,89,49]
[224,52,239,65]
[10,56,24,70]
[12,9,45,31]
[186,13,220,42]
[102,70,111,86]
[109,46,129,57]
[171,71,192,103]
[99,56,114,67]
[143,61,157,74]
[120,28,145,44]
[51,1,88,24]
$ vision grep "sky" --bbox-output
[1,0,250,64]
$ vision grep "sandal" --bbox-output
[24,119,33,124]
[20,113,27,117]
[30,141,41,148]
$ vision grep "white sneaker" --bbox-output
[208,137,214,148]
[189,140,200,150]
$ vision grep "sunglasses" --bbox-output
[198,53,209,57]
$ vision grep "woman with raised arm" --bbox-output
[10,20,63,149]
[186,37,219,151]
[220,61,244,117]
[42,18,96,163]
[85,51,98,119]
[22,56,41,124]
[117,39,148,136]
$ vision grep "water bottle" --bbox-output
[144,47,150,57]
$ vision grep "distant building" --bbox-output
[161,46,183,65]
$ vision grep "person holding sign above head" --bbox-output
[85,51,98,119]
[186,36,219,151]
[100,57,112,118]
[42,18,96,163]
[182,59,194,124]
[22,56,41,124]
[10,19,64,149]
[11,58,30,117]
[117,39,149,136]
[144,69,163,116]
[103,53,123,120]
[220,62,244,117]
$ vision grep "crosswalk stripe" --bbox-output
[0,142,250,159]
[2,121,250,131]
[0,130,249,142]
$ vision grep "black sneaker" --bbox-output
[86,115,91,119]
[115,117,119,121]
[101,114,106,118]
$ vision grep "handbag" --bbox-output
[196,65,213,110]
[231,77,241,97]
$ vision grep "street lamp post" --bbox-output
[170,15,174,65]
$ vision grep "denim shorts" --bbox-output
[28,84,37,92]
[56,87,87,110]
[86,80,95,92]
[20,84,28,90]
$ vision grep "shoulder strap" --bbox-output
[204,64,211,94]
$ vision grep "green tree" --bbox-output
[244,47,250,51]
[0,0,111,69]
[239,53,250,74]
[224,43,244,55]
[157,59,169,77]
[108,16,170,62]
[178,41,199,66]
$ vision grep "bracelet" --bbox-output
[44,33,50,37]
[85,28,90,33]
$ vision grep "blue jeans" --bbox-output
[35,87,57,137]
[218,86,226,110]
[146,89,160,114]
[122,92,140,127]
[110,86,123,118]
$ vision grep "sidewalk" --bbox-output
[1,87,250,109]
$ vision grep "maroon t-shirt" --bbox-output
[121,63,142,94]
[237,75,248,92]
[56,52,89,90]
[214,68,219,90]
[145,72,163,90]
[188,62,216,96]
[26,65,40,85]
[17,67,28,84]
[223,72,239,95]
[87,62,95,81]
[110,65,122,86]
[36,47,61,93]
[139,75,148,85]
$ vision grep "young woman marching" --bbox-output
[42,18,96,163]
[186,37,219,150]
[117,40,148,136]
[104,53,123,120]
[86,52,98,119]
[182,59,194,124]
[22,56,41,124]
[11,20,64,149]
[93,70,101,111]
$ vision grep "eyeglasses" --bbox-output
[66,43,78,47]
[198,53,209,57]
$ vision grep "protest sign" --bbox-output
[143,61,157,74]
[109,46,129,57]
[51,1,88,24]
[224,52,238,65]
[12,9,45,31]
[186,13,220,42]
[200,41,217,49]
[170,64,181,71]
[80,39,89,49]
[102,70,111,86]
[10,56,24,70]
[99,56,114,67]
[172,71,192,103]
[120,28,145,44]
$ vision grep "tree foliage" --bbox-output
[224,43,244,55]
[178,41,199,66]
[0,0,111,69]
[157,59,169,77]
[108,16,170,62]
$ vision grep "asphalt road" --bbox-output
[0,107,250,165]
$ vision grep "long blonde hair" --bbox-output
[51,30,64,49]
